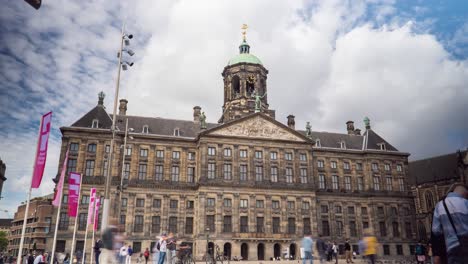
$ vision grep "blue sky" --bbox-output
[0,0,467,217]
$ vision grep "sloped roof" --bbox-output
[408,150,467,185]
[71,105,112,129]
[298,130,364,150]
[363,129,399,151]
[0,218,12,227]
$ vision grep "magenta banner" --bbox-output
[87,188,96,225]
[31,111,52,188]
[94,198,100,231]
[68,172,81,217]
[52,149,69,206]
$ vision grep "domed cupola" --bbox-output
[219,24,275,123]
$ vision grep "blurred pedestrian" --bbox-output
[166,233,176,264]
[158,233,167,264]
[126,245,133,264]
[144,248,150,264]
[415,241,426,264]
[316,235,326,264]
[94,239,103,264]
[152,238,161,264]
[362,229,378,264]
[301,232,313,264]
[344,239,353,263]
[99,222,119,264]
[331,242,338,264]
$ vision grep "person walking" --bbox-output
[344,239,353,263]
[431,183,468,264]
[166,233,177,264]
[99,223,119,264]
[144,248,150,264]
[94,239,103,264]
[301,232,313,264]
[415,241,426,264]
[316,236,326,264]
[363,229,378,264]
[33,252,44,264]
[152,238,161,264]
[126,245,133,264]
[331,242,338,264]
[120,244,128,264]
[158,233,168,264]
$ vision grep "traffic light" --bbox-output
[24,0,42,10]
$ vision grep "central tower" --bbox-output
[219,25,275,123]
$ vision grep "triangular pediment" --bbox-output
[206,114,308,142]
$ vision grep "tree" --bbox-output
[0,231,8,252]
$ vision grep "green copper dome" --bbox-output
[227,39,262,66]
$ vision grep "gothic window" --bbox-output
[425,191,435,211]
[231,75,240,96]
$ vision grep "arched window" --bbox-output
[91,119,99,128]
[425,191,434,211]
[142,125,149,134]
[231,76,240,97]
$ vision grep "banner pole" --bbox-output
[70,180,82,264]
[82,188,95,264]
[16,117,44,264]
[90,201,98,264]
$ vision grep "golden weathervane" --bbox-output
[241,24,248,40]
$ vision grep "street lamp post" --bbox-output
[101,24,135,232]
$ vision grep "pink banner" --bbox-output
[31,111,52,188]
[68,172,81,217]
[94,198,100,231]
[52,149,69,206]
[87,188,96,225]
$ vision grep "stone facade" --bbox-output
[46,36,418,260]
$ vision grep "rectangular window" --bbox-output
[255,166,263,181]
[398,178,405,191]
[321,205,328,213]
[123,163,130,180]
[223,164,232,180]
[45,217,52,233]
[223,198,232,207]
[170,200,178,209]
[287,201,295,209]
[384,164,390,171]
[271,167,278,182]
[300,153,307,161]
[336,221,343,236]
[239,150,247,158]
[386,176,393,191]
[356,162,363,170]
[151,216,161,233]
[357,177,364,191]
[102,160,108,177]
[168,217,177,233]
[255,150,262,159]
[396,245,403,255]
[223,148,232,157]
[134,215,144,232]
[120,215,126,225]
[188,152,195,160]
[363,221,369,229]
[133,242,142,254]
[70,143,79,152]
[273,217,280,233]
[206,215,215,232]
[85,160,95,177]
[350,221,357,237]
[302,201,310,210]
[207,198,215,207]
[156,150,164,158]
[382,245,390,255]
[300,168,308,183]
[361,207,368,215]
[66,159,77,176]
[172,151,180,159]
[62,194,68,204]
[171,166,179,182]
[223,216,232,233]
[140,149,148,157]
[344,176,351,190]
[332,175,339,190]
[405,222,412,238]
[208,163,216,179]
[331,161,337,169]
[58,213,69,230]
[87,143,97,153]
[186,200,194,209]
[270,151,277,160]
[81,195,90,205]
[393,222,400,237]
[240,165,248,181]
[154,165,163,181]
[379,221,387,237]
[372,163,379,171]
[335,205,342,214]
[303,218,311,235]
[136,198,145,207]
[153,199,161,208]
[286,167,293,183]
[138,164,147,180]
[187,167,195,183]
[208,147,216,156]
[319,174,326,189]
[256,217,264,233]
[78,213,87,230]
[272,200,280,209]
[256,200,264,208]
[121,198,127,207]
[348,206,355,214]
[377,206,385,216]
[373,176,381,190]
[288,218,296,234]
[240,199,248,208]
[240,216,248,233]
[285,152,292,161]
[344,162,350,170]
[317,160,324,168]
[125,145,132,156]
[322,221,330,236]
[397,164,403,172]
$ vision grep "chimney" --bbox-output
[119,99,128,115]
[193,106,201,122]
[346,121,355,134]
[287,115,295,129]
[354,129,361,135]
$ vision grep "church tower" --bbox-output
[219,25,275,123]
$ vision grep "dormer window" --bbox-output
[340,141,346,149]
[91,119,99,128]
[315,139,321,148]
[142,125,149,134]
[174,128,180,136]
[379,143,386,151]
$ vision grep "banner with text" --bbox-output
[68,172,81,217]
[87,188,96,225]
[31,111,52,188]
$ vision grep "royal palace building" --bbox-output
[48,35,418,260]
